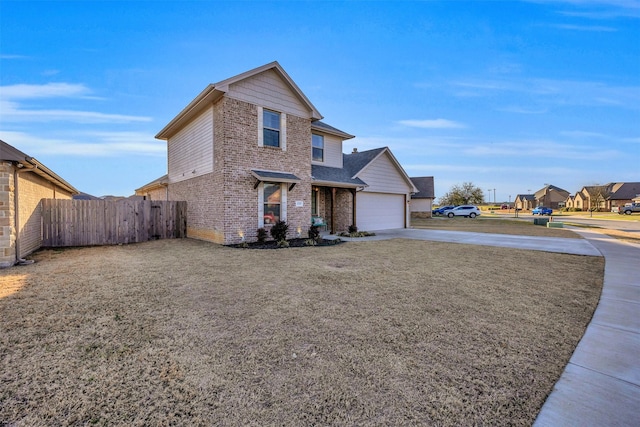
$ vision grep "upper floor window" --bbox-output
[263,109,281,147]
[312,134,324,162]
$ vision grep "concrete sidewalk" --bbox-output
[330,227,640,424]
[534,229,640,426]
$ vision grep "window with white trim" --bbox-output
[263,182,281,224]
[312,134,324,162]
[263,109,280,148]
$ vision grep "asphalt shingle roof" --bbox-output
[410,177,435,199]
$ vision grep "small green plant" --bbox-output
[308,225,320,241]
[348,224,358,234]
[277,239,289,248]
[270,220,289,242]
[256,227,268,243]
[304,238,317,246]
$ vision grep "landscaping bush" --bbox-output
[270,221,288,242]
[348,224,358,234]
[256,228,268,243]
[308,225,320,241]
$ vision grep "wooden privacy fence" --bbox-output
[41,199,187,247]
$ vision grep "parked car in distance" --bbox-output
[612,202,640,215]
[501,204,510,209]
[432,205,456,216]
[444,205,481,218]
[532,206,553,215]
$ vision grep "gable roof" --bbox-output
[1,139,79,194]
[516,194,536,201]
[156,61,323,140]
[345,147,418,193]
[534,184,570,199]
[410,177,435,199]
[609,182,640,200]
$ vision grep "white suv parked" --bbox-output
[443,205,481,218]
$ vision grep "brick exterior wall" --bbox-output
[0,162,15,268]
[218,97,312,244]
[1,163,73,268]
[17,172,73,258]
[166,96,314,245]
[316,187,354,234]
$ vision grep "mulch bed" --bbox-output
[230,238,343,249]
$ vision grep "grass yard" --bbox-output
[411,216,582,238]
[1,237,603,426]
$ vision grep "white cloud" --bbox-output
[1,82,91,99]
[398,119,467,129]
[449,77,640,109]
[560,130,608,138]
[0,100,152,123]
[0,130,165,157]
[462,140,620,160]
[552,23,617,31]
[0,82,152,124]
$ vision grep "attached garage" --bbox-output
[356,192,406,230]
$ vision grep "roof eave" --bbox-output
[22,157,79,194]
[155,85,224,140]
[351,148,418,193]
[311,123,355,140]
[312,179,367,189]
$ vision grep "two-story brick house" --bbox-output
[138,62,416,244]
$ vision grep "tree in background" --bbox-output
[439,182,485,205]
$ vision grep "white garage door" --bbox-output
[356,192,405,231]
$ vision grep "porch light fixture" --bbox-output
[296,226,301,238]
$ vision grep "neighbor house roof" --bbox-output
[516,194,536,201]
[135,174,168,193]
[410,177,435,199]
[534,184,570,199]
[156,61,323,140]
[1,139,79,194]
[608,182,640,200]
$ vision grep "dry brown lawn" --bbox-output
[1,236,603,426]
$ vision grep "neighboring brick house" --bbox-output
[514,194,535,211]
[1,140,78,267]
[563,182,640,211]
[533,185,570,210]
[409,176,435,218]
[137,62,416,244]
[606,182,640,210]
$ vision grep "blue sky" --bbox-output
[1,0,639,202]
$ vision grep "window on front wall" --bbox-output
[263,109,280,147]
[264,182,281,224]
[312,134,324,162]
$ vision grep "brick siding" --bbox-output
[0,163,73,267]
